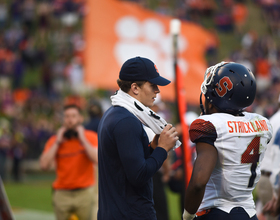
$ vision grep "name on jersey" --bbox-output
[227,120,268,133]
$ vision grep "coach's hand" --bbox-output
[150,134,160,149]
[158,124,178,152]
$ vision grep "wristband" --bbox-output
[182,209,195,220]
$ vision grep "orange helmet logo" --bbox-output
[215,76,233,97]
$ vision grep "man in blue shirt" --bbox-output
[98,56,178,220]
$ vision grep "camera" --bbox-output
[63,129,78,139]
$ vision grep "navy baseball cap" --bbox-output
[119,56,171,86]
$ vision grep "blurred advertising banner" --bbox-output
[84,0,214,104]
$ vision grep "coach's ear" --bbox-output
[130,82,140,96]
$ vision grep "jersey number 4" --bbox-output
[241,137,260,188]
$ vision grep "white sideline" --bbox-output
[13,209,55,220]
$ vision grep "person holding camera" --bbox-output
[40,104,98,220]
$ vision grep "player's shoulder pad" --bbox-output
[189,118,217,143]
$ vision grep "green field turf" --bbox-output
[3,172,182,220]
[4,181,53,212]
[3,173,259,220]
[166,187,182,220]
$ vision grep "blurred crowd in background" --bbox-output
[0,0,92,181]
[0,0,279,185]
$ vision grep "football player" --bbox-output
[183,61,273,220]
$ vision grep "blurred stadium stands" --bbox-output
[0,0,279,182]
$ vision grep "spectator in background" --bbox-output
[255,57,271,92]
[0,118,12,181]
[257,95,280,220]
[41,59,53,95]
[232,1,248,34]
[60,0,79,27]
[22,0,35,32]
[52,55,67,93]
[241,30,257,50]
[37,1,51,40]
[263,126,280,219]
[66,56,84,93]
[84,99,103,220]
[84,100,103,133]
[40,104,98,220]
[12,52,24,89]
[0,2,7,30]
[11,129,25,182]
[10,0,22,26]
[21,37,38,69]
